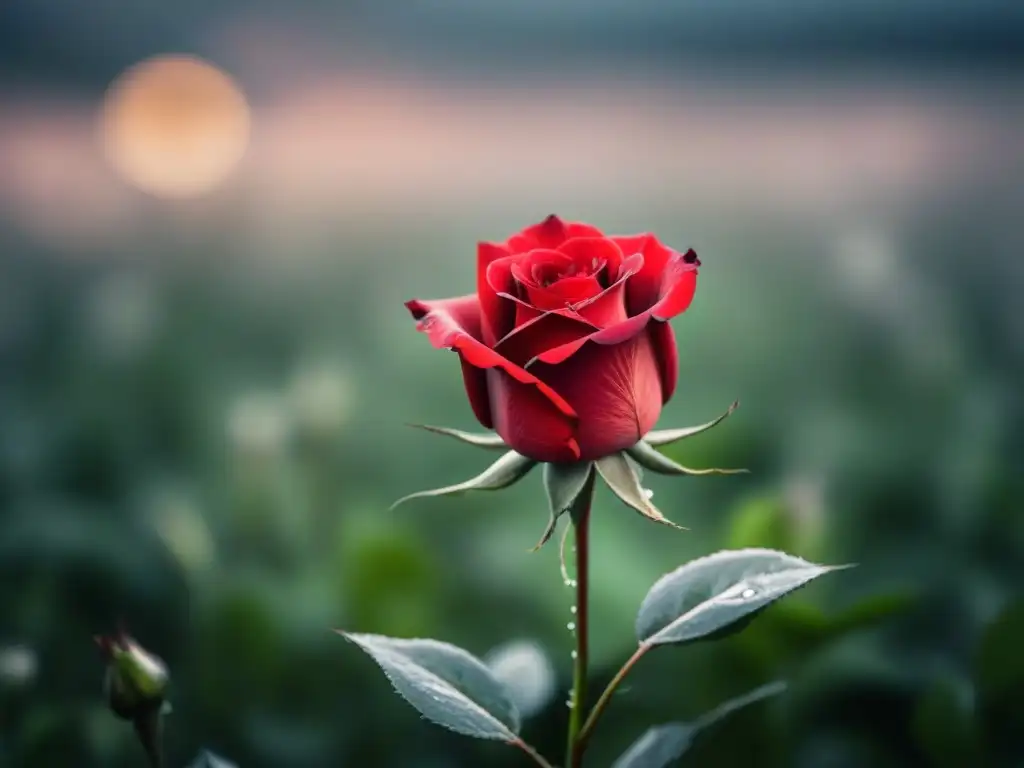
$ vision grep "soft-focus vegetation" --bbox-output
[2,182,1021,766]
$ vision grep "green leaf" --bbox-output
[407,424,507,450]
[611,681,786,768]
[643,402,740,448]
[974,599,1024,748]
[613,723,695,768]
[340,633,521,741]
[975,600,1024,707]
[534,462,594,550]
[636,548,848,647]
[595,453,685,530]
[627,440,748,477]
[911,676,980,768]
[390,451,536,510]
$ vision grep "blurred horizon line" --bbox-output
[1,63,1020,255]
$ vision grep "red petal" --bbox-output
[573,251,643,328]
[489,253,589,330]
[529,251,697,367]
[525,276,604,309]
[527,333,663,461]
[507,215,605,253]
[648,252,698,321]
[514,301,544,327]
[510,249,574,288]
[488,256,544,328]
[494,310,597,367]
[511,246,609,309]
[648,321,678,404]
[477,241,513,345]
[611,234,699,315]
[488,369,581,462]
[406,296,578,444]
[557,236,624,282]
[611,234,650,258]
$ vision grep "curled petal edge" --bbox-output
[407,298,581,459]
[525,258,698,368]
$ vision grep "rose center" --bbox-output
[532,257,608,290]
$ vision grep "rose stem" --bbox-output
[565,479,594,768]
[513,738,557,768]
[575,644,649,755]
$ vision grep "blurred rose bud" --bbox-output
[97,628,170,767]
[96,629,169,720]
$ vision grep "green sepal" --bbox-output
[532,462,594,551]
[407,424,507,450]
[595,453,685,530]
[390,450,536,510]
[643,401,739,448]
[627,439,748,477]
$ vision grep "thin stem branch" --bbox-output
[576,644,649,753]
[514,738,557,768]
[565,490,593,768]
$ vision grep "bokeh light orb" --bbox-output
[99,54,251,198]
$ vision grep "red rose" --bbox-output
[406,215,700,463]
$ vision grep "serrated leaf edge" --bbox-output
[340,632,521,741]
[638,548,852,646]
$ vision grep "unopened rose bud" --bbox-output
[97,629,168,718]
[96,628,169,767]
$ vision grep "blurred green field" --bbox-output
[1,169,1021,767]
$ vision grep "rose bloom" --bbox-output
[407,215,700,463]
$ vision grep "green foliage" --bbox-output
[911,676,980,768]
[974,601,1024,763]
[635,549,846,647]
[1,193,1019,766]
[340,633,521,741]
[612,682,785,768]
